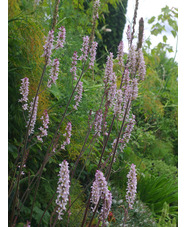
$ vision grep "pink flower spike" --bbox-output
[94,110,103,137]
[126,25,132,44]
[126,163,137,209]
[89,41,98,69]
[117,41,124,67]
[104,52,114,87]
[47,58,60,88]
[137,48,146,81]
[119,114,135,150]
[37,110,49,142]
[42,30,54,65]
[93,0,100,20]
[56,160,70,220]
[73,81,83,110]
[79,36,90,61]
[61,122,72,150]
[19,77,29,110]
[91,170,112,222]
[127,45,137,76]
[27,96,39,136]
[56,26,66,49]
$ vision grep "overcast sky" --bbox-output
[122,0,178,59]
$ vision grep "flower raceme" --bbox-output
[37,110,49,142]
[117,41,124,68]
[56,26,66,49]
[61,122,72,150]
[126,163,137,209]
[94,110,103,137]
[89,41,98,69]
[42,30,54,65]
[47,58,60,88]
[42,26,66,65]
[91,170,112,222]
[27,96,39,136]
[73,81,83,110]
[56,160,70,220]
[79,36,90,61]
[93,0,100,20]
[19,77,29,110]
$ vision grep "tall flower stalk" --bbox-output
[56,160,70,220]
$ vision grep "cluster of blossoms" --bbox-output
[37,110,49,142]
[27,96,39,136]
[93,0,100,20]
[47,58,60,88]
[70,51,78,80]
[137,48,146,81]
[89,41,98,69]
[119,114,135,151]
[61,122,72,150]
[126,163,137,209]
[117,41,124,68]
[126,25,132,44]
[131,78,138,100]
[104,53,114,86]
[56,26,66,49]
[19,77,29,110]
[56,160,70,220]
[73,81,83,110]
[127,45,137,77]
[79,36,89,61]
[113,89,123,117]
[104,53,117,108]
[94,110,103,137]
[42,30,54,65]
[91,170,112,222]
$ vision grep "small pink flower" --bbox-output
[93,0,100,20]
[117,41,124,67]
[37,110,49,142]
[27,96,39,136]
[42,30,54,65]
[61,122,72,150]
[47,58,60,88]
[19,77,29,110]
[137,48,146,81]
[89,41,98,69]
[56,26,66,49]
[79,36,89,61]
[94,110,103,137]
[73,81,83,110]
[126,25,131,43]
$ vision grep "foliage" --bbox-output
[157,202,177,227]
[143,159,178,181]
[138,175,178,220]
[97,0,128,65]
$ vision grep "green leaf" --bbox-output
[163,35,167,43]
[148,16,156,24]
[171,30,177,38]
